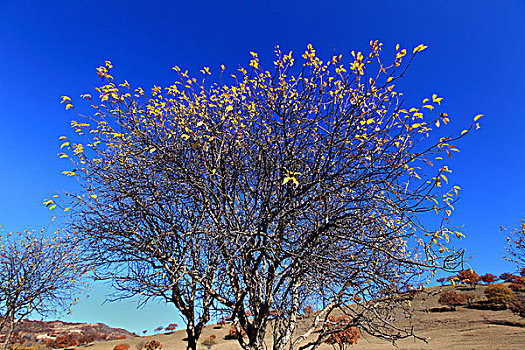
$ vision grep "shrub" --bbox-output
[509,294,525,318]
[114,344,130,350]
[324,316,360,350]
[49,333,80,348]
[224,325,245,340]
[201,335,217,350]
[485,284,515,305]
[144,340,163,350]
[438,291,467,310]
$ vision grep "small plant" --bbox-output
[438,291,467,310]
[485,284,515,306]
[144,339,163,350]
[480,273,499,284]
[224,325,245,340]
[201,334,217,350]
[324,316,360,350]
[114,344,130,350]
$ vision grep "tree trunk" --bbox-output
[1,318,15,350]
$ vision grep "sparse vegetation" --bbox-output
[144,340,163,350]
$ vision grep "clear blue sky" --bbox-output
[1,0,523,334]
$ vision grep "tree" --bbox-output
[499,273,518,282]
[456,269,479,287]
[438,291,466,311]
[57,41,477,350]
[484,285,514,306]
[480,273,499,284]
[0,229,86,349]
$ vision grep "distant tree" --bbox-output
[438,291,466,311]
[0,229,86,350]
[499,273,518,282]
[164,323,179,331]
[57,41,477,350]
[154,326,164,334]
[484,285,514,306]
[480,273,499,284]
[456,269,480,287]
[436,277,448,285]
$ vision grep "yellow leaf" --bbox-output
[65,104,73,110]
[461,130,468,135]
[60,96,71,104]
[59,136,67,140]
[473,114,483,122]
[440,174,448,184]
[49,204,57,210]
[225,105,233,113]
[422,104,434,110]
[60,142,70,149]
[413,44,428,54]
[64,208,70,212]
[90,194,97,199]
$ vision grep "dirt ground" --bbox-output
[73,285,525,350]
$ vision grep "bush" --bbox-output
[114,344,130,350]
[485,284,515,305]
[224,325,245,340]
[201,335,217,350]
[144,340,163,350]
[324,316,360,350]
[438,291,467,310]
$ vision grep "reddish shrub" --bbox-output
[202,334,217,349]
[438,291,467,310]
[154,326,164,333]
[115,335,127,340]
[114,344,130,350]
[324,316,360,350]
[224,325,246,340]
[480,273,499,284]
[144,340,163,350]
[50,333,80,348]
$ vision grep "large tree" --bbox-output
[0,228,86,349]
[56,41,478,350]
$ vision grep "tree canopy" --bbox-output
[53,41,479,350]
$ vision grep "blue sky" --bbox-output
[1,0,523,334]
